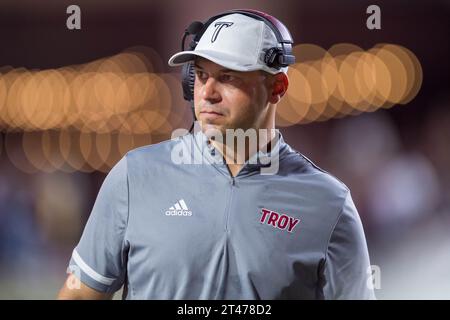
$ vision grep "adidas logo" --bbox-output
[165,199,192,216]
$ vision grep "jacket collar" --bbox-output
[192,128,290,176]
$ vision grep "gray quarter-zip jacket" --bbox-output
[68,130,375,299]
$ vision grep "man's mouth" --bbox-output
[199,109,224,119]
[200,109,223,116]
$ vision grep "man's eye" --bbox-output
[219,74,235,82]
[196,71,208,80]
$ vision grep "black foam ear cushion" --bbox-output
[181,62,195,101]
[264,47,283,69]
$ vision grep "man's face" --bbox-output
[193,58,271,135]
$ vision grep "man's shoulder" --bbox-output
[125,134,189,161]
[119,134,194,174]
[276,148,353,229]
[281,149,350,199]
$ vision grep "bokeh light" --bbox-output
[0,43,422,172]
[276,43,423,127]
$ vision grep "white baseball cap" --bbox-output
[168,13,289,75]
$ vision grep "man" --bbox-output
[58,10,375,300]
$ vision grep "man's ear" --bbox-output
[268,72,289,104]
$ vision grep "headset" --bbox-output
[179,9,296,132]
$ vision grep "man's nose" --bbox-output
[201,77,221,103]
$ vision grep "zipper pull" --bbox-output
[231,177,235,186]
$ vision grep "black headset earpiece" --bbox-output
[181,62,195,102]
[264,47,283,69]
[181,21,205,130]
[182,62,196,133]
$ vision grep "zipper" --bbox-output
[224,176,235,232]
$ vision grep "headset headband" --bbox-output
[191,9,294,51]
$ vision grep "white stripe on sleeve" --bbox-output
[72,249,115,286]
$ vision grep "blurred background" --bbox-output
[0,0,449,299]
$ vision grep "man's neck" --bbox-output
[209,127,278,177]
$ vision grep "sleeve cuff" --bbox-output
[68,249,120,294]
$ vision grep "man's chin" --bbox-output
[199,122,227,139]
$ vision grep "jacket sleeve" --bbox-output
[321,191,376,300]
[67,156,129,293]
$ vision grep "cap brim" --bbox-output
[168,49,281,74]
